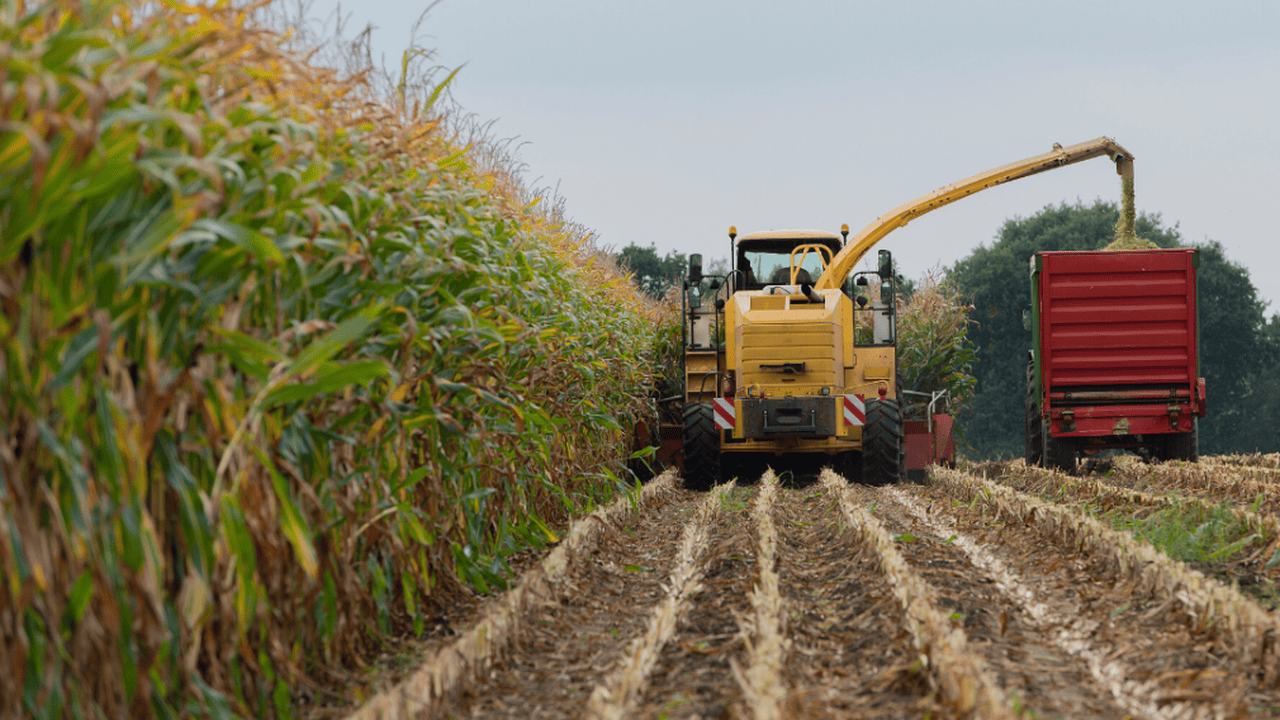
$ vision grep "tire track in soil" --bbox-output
[850,483,1137,719]
[634,484,758,720]
[772,484,935,719]
[447,487,703,719]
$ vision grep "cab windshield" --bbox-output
[739,248,830,287]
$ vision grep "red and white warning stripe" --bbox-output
[843,394,865,427]
[714,398,736,430]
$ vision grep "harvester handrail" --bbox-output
[814,137,1135,290]
[787,243,833,285]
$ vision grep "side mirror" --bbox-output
[688,253,703,285]
[877,249,893,279]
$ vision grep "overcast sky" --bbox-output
[308,0,1280,311]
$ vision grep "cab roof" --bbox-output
[736,229,842,243]
[736,229,843,254]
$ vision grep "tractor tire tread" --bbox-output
[1026,359,1044,466]
[681,401,721,490]
[863,398,904,485]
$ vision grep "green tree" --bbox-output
[616,243,687,299]
[949,200,1191,458]
[1194,242,1272,453]
[1237,314,1280,451]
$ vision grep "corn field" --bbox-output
[1,1,658,717]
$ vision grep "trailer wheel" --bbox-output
[1163,421,1199,462]
[1043,429,1076,473]
[1025,360,1044,466]
[681,401,721,490]
[862,398,903,485]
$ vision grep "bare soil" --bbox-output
[633,486,755,719]
[342,465,1280,719]
[770,484,935,719]
[880,481,1266,718]
[446,488,704,719]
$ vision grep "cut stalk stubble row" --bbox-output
[1105,458,1280,513]
[731,470,788,720]
[584,479,736,720]
[1000,461,1280,562]
[933,466,1280,688]
[887,486,1207,719]
[343,471,679,720]
[820,469,1017,719]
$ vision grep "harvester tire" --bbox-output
[1163,422,1199,462]
[1025,360,1044,466]
[681,401,721,490]
[1043,429,1076,473]
[862,398,903,486]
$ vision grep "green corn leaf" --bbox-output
[391,467,430,495]
[397,508,433,547]
[192,218,284,264]
[47,326,98,391]
[283,303,385,383]
[219,496,257,579]
[250,445,319,581]
[67,571,94,623]
[261,360,389,408]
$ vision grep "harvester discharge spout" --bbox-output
[814,137,1135,291]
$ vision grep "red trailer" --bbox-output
[1026,248,1206,471]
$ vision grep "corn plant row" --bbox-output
[1,2,660,717]
[731,470,787,720]
[585,480,734,720]
[343,471,677,720]
[819,470,1015,719]
[932,467,1280,686]
[996,462,1280,561]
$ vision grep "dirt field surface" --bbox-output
[339,462,1280,720]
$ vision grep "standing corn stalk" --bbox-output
[896,272,978,418]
